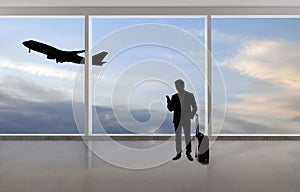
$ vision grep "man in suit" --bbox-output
[167,79,197,161]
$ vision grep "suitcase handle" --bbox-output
[195,114,199,135]
[195,114,199,157]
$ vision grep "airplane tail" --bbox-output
[92,51,108,66]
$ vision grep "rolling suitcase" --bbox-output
[194,114,209,165]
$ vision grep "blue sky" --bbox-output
[91,17,206,134]
[0,16,299,134]
[0,17,84,89]
[0,16,206,134]
[0,17,84,133]
[212,17,300,60]
[212,17,300,134]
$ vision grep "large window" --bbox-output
[0,11,299,136]
[0,16,84,134]
[212,16,300,134]
[91,17,206,135]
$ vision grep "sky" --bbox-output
[212,17,300,134]
[0,17,85,133]
[0,16,205,134]
[0,16,299,134]
[91,17,206,134]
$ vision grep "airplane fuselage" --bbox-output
[22,40,108,66]
[22,40,84,64]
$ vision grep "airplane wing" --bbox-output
[64,54,85,64]
[66,51,108,66]
[67,50,85,54]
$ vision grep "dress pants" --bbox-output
[174,119,192,155]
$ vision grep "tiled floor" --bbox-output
[0,140,299,192]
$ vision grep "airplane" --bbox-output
[22,40,108,66]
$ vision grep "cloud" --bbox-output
[0,76,82,133]
[183,28,205,38]
[208,29,300,133]
[215,37,300,133]
[229,93,300,118]
[221,39,300,89]
[93,105,174,134]
[214,91,300,134]
[213,105,300,134]
[290,116,300,122]
[212,30,240,44]
[220,114,274,134]
[0,91,82,134]
[0,76,175,134]
[0,77,72,103]
[0,101,174,134]
[0,58,78,80]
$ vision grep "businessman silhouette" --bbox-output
[167,79,197,161]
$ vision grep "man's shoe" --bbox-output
[187,154,194,161]
[172,153,181,160]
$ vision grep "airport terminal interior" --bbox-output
[1,3,300,192]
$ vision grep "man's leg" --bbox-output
[175,123,182,155]
[183,120,193,160]
[173,123,182,160]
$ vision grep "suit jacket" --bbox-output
[167,91,197,126]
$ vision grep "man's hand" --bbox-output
[166,95,171,103]
[190,113,196,119]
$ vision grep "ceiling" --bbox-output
[0,0,300,7]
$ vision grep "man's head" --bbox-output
[175,79,185,93]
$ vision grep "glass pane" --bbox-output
[0,17,84,134]
[91,17,206,135]
[212,17,300,134]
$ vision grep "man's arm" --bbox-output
[167,95,175,112]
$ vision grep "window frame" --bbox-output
[0,7,300,138]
